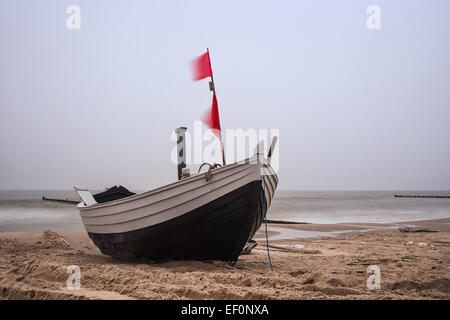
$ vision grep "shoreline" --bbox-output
[255,217,450,241]
[0,217,449,300]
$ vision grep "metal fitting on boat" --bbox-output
[181,168,191,179]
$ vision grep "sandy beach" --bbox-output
[0,218,448,300]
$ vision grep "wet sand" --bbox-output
[0,218,449,300]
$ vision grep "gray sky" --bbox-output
[1,0,449,191]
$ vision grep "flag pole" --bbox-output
[207,48,226,166]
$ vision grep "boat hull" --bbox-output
[78,157,278,262]
[88,180,262,261]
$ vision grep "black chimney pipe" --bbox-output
[175,127,187,180]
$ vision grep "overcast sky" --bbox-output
[1,0,449,191]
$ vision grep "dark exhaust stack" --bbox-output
[175,127,187,180]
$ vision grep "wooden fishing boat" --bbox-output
[75,140,278,262]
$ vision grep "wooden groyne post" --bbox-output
[394,194,450,199]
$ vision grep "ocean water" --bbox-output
[0,190,449,232]
[272,191,450,224]
[0,190,84,232]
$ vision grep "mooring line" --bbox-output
[263,178,273,271]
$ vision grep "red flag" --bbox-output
[191,51,213,81]
[202,92,221,139]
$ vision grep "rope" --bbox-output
[263,178,273,271]
[197,163,221,181]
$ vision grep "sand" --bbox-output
[0,218,449,300]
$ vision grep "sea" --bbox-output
[0,190,449,232]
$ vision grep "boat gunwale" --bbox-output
[81,164,258,222]
[79,156,278,211]
[82,169,260,228]
[79,159,252,211]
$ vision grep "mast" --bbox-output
[207,48,226,166]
